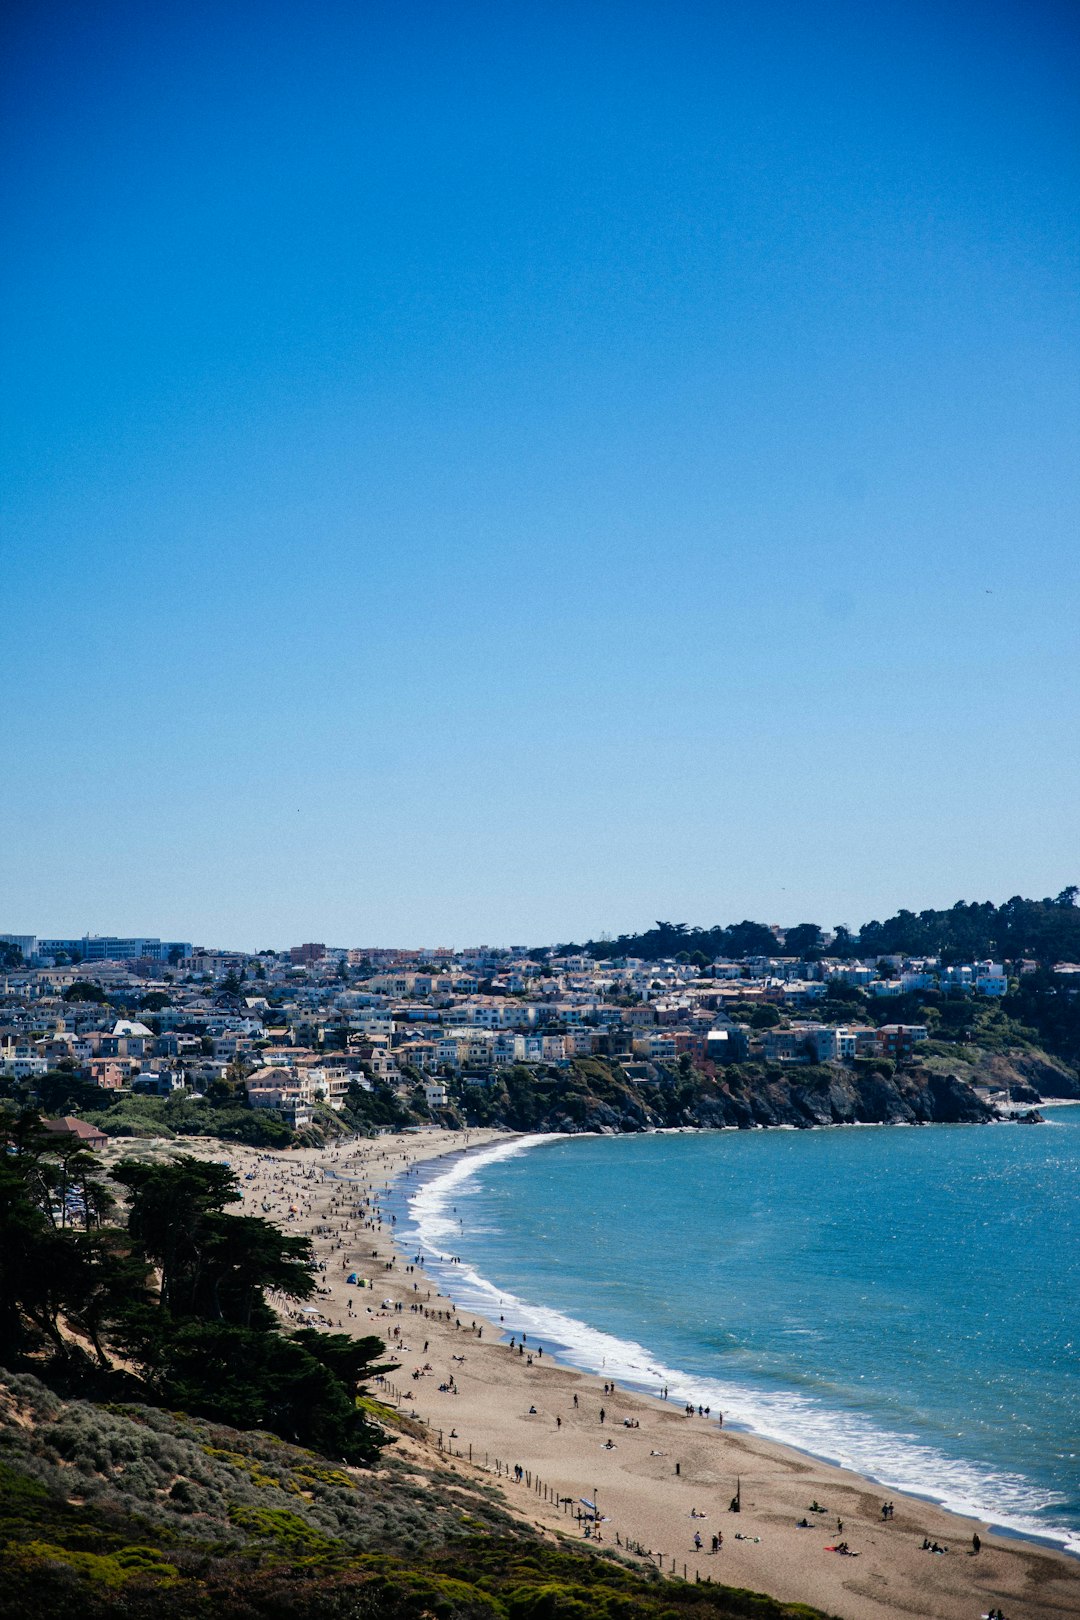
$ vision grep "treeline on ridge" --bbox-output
[566,888,1080,965]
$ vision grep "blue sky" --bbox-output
[2,1,1077,949]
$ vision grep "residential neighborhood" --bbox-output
[0,928,1061,1134]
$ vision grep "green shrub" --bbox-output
[508,1582,598,1620]
[227,1502,342,1560]
[8,1539,178,1589]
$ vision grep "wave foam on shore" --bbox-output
[398,1134,1080,1558]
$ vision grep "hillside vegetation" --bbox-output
[449,1057,994,1133]
[0,1112,837,1618]
[0,1370,835,1620]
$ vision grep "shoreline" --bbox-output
[388,1129,1079,1560]
[105,1128,1080,1620]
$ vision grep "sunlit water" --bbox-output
[393,1110,1080,1552]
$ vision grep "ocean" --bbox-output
[395,1109,1080,1554]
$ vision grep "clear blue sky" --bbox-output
[2,1,1077,949]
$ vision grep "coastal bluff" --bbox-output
[478,1057,995,1135]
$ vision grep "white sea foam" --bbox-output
[402,1135,1080,1556]
[406,1133,558,1249]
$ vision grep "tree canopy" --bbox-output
[0,1126,390,1463]
[62,980,110,1004]
[571,891,1080,965]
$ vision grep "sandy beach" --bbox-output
[104,1128,1080,1620]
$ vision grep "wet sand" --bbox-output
[105,1129,1080,1620]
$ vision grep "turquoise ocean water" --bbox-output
[397,1110,1080,1552]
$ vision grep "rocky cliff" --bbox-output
[965,1049,1080,1100]
[473,1058,995,1135]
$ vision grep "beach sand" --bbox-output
[103,1128,1080,1620]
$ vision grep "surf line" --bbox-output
[386,1133,1080,1557]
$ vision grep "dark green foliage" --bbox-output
[34,1068,106,1116]
[574,891,1080,968]
[1005,972,1080,1072]
[0,1373,837,1620]
[0,1136,390,1464]
[454,1082,505,1127]
[207,1106,297,1147]
[115,1155,314,1328]
[0,1113,146,1369]
[341,1081,417,1131]
[87,1092,297,1148]
[62,980,111,1004]
[155,1324,386,1463]
[778,925,823,959]
[470,1064,653,1134]
[104,1157,386,1462]
[112,1156,246,1312]
[291,1330,398,1391]
[580,920,779,963]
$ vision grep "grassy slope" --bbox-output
[0,1369,833,1620]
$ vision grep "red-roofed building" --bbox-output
[40,1116,109,1149]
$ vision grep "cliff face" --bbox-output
[482,1059,994,1135]
[679,1065,992,1130]
[965,1049,1080,1100]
